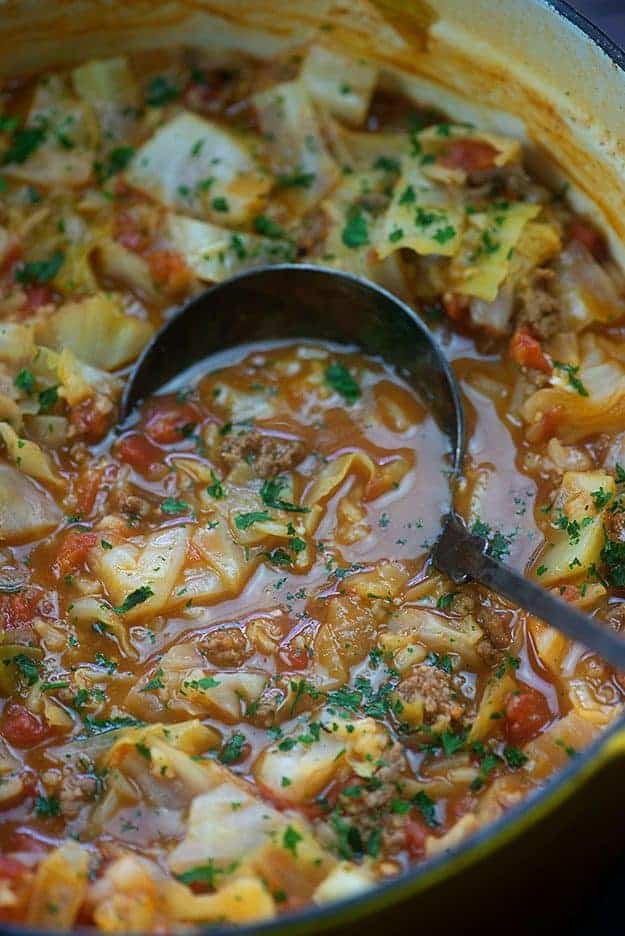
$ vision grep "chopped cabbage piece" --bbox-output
[300,46,378,126]
[126,112,270,224]
[36,293,152,371]
[72,57,139,141]
[166,214,293,283]
[88,525,189,621]
[0,461,62,543]
[253,81,339,213]
[452,202,541,301]
[0,422,65,490]
[26,841,90,929]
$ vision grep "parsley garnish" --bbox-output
[553,361,589,397]
[341,207,369,248]
[235,510,272,530]
[15,251,64,285]
[260,476,309,513]
[219,732,246,764]
[145,75,180,107]
[414,790,438,827]
[35,795,61,818]
[325,361,361,405]
[161,498,191,515]
[114,585,154,614]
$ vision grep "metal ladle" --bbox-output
[122,264,625,669]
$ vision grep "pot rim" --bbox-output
[4,3,625,936]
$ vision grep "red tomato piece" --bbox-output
[114,210,150,253]
[505,688,551,745]
[404,817,429,859]
[23,284,54,312]
[569,219,607,261]
[278,645,310,670]
[55,530,99,576]
[69,397,112,443]
[509,326,552,374]
[442,292,469,323]
[117,432,165,475]
[1,701,50,748]
[146,249,192,296]
[74,467,103,517]
[145,398,201,445]
[0,590,41,629]
[439,139,498,173]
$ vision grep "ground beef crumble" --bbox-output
[220,429,305,478]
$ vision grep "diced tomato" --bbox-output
[22,284,54,312]
[0,590,41,629]
[443,292,469,323]
[0,857,29,882]
[114,209,150,253]
[526,403,564,443]
[404,817,429,859]
[74,467,103,517]
[509,326,552,374]
[55,530,99,576]
[505,688,551,745]
[117,432,165,475]
[569,219,607,261]
[1,701,50,748]
[0,855,32,923]
[69,397,112,442]
[278,645,310,671]
[147,249,192,296]
[556,584,581,604]
[144,397,201,445]
[0,239,22,278]
[439,139,498,173]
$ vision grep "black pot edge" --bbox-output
[3,3,625,936]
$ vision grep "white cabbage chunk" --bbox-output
[129,642,267,723]
[0,322,35,365]
[253,80,339,213]
[56,347,120,406]
[0,421,65,490]
[36,292,152,371]
[126,112,270,224]
[313,863,376,904]
[72,57,139,142]
[535,470,615,585]
[300,46,378,126]
[384,607,484,668]
[0,461,62,543]
[168,780,332,898]
[88,525,189,621]
[26,841,90,929]
[166,214,293,283]
[452,202,541,301]
[95,239,157,300]
[376,163,464,260]
[2,74,96,187]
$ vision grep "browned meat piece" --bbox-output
[516,268,560,339]
[220,429,305,478]
[398,662,465,729]
[317,743,411,855]
[476,604,511,650]
[41,767,98,819]
[201,626,251,668]
[607,510,625,543]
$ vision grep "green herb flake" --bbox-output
[114,585,154,614]
[325,361,361,405]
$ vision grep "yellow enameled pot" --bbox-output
[3,1,625,933]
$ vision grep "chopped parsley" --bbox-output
[15,251,64,285]
[325,361,361,405]
[114,585,154,614]
[206,471,225,499]
[260,476,309,513]
[38,385,59,413]
[414,790,438,827]
[253,214,285,239]
[436,592,457,611]
[94,145,135,184]
[1,124,47,166]
[552,361,589,397]
[341,206,369,248]
[35,795,61,818]
[276,171,315,189]
[161,498,191,515]
[14,368,35,394]
[283,824,303,856]
[219,732,247,764]
[145,75,180,106]
[235,510,272,530]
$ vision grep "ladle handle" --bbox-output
[431,512,625,670]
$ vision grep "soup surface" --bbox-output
[1,41,625,932]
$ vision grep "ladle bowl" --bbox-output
[122,264,625,670]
